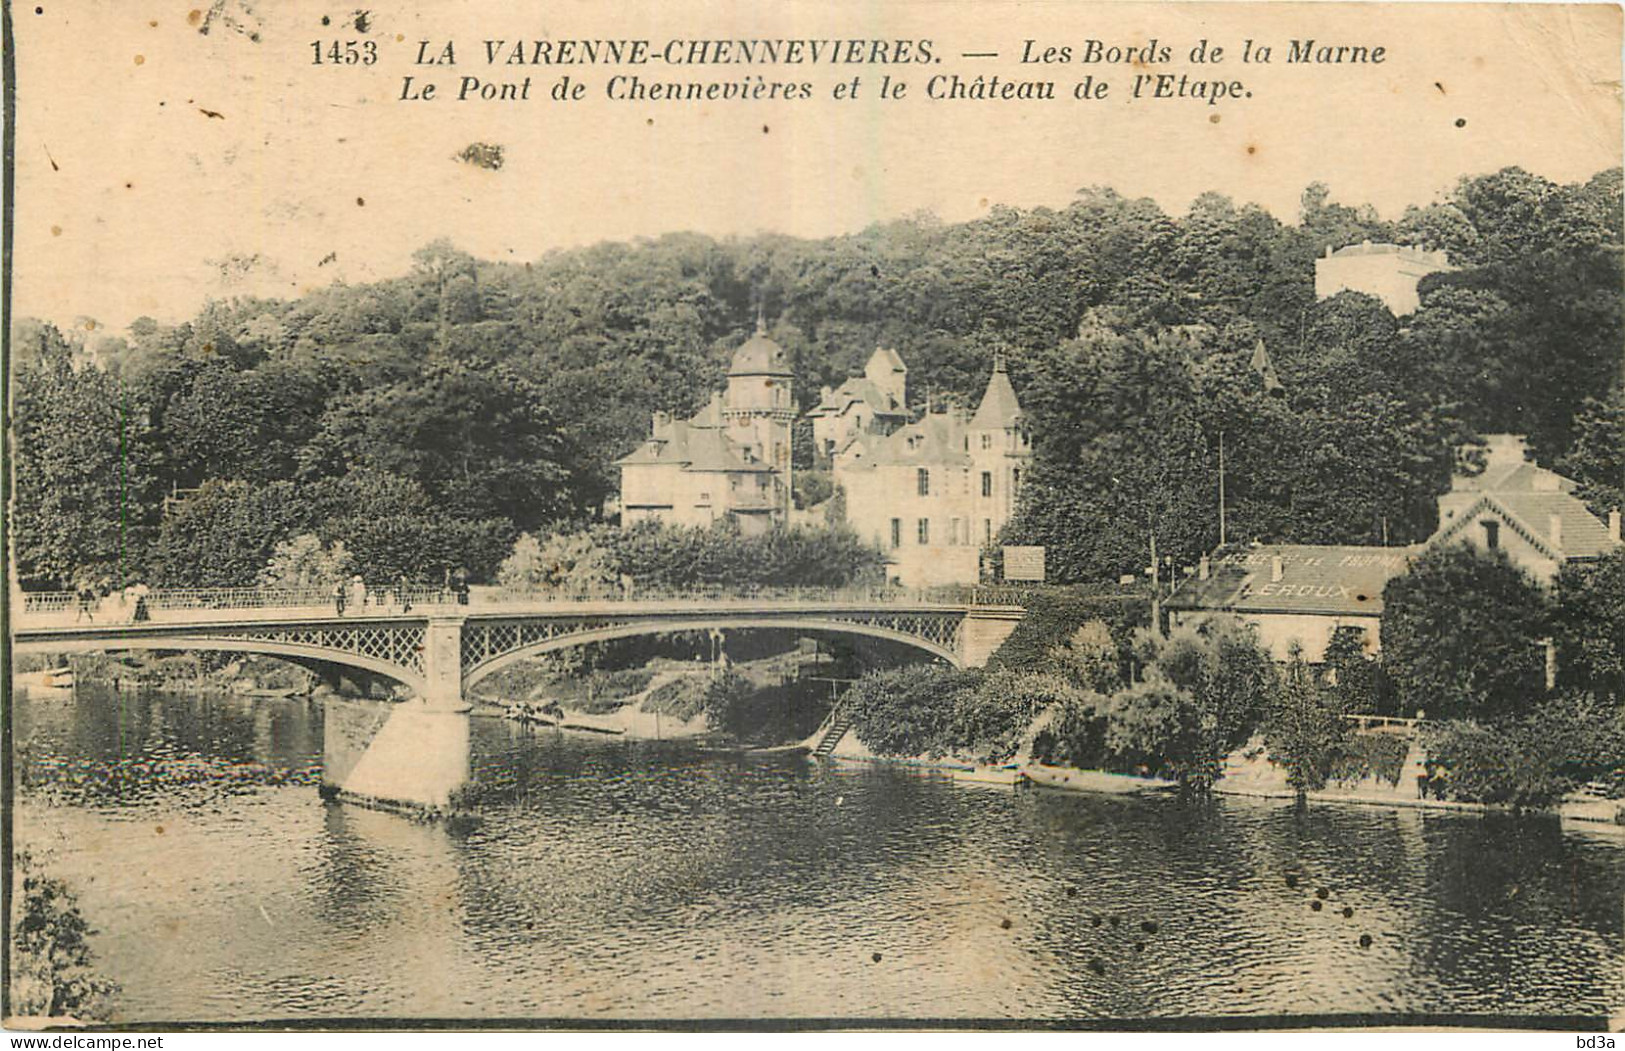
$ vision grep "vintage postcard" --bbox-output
[5,0,1623,1032]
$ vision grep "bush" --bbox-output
[1425,695,1625,807]
[614,520,885,590]
[954,669,1080,763]
[1326,733,1411,787]
[1031,691,1113,769]
[497,528,621,596]
[640,676,711,721]
[1133,614,1276,761]
[1552,550,1625,706]
[988,584,1148,676]
[9,853,118,1020]
[1049,620,1124,693]
[1099,676,1207,780]
[843,665,982,758]
[702,670,756,734]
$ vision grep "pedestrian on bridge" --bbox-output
[334,580,347,617]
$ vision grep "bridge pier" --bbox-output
[959,607,1023,668]
[323,699,471,812]
[421,617,471,712]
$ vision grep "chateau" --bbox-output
[832,352,1030,587]
[615,323,795,535]
[618,331,1030,585]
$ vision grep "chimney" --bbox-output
[1199,556,1210,581]
[1610,509,1621,542]
[1271,555,1284,583]
[1549,513,1563,551]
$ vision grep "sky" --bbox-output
[9,0,1622,335]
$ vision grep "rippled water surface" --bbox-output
[12,685,1625,1024]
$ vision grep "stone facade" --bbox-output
[805,347,910,459]
[616,327,794,535]
[1314,241,1454,315]
[834,355,1030,586]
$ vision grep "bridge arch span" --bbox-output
[12,634,430,697]
[461,615,963,691]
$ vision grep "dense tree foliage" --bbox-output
[1380,545,1552,721]
[1551,550,1625,706]
[1264,649,1350,795]
[10,166,1620,590]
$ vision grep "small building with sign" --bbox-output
[1165,545,1415,662]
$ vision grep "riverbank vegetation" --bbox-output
[10,852,118,1021]
[1381,546,1625,807]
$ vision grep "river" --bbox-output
[11,684,1625,1025]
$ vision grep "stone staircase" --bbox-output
[811,711,852,758]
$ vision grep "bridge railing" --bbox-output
[14,581,1030,626]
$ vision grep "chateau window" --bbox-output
[890,518,902,549]
[917,468,930,496]
[981,434,991,450]
[984,519,993,544]
[981,471,992,498]
[917,518,930,545]
[1481,520,1500,550]
[949,517,963,546]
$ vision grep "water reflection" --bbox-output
[11,684,1625,1023]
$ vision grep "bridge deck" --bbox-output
[14,597,1019,636]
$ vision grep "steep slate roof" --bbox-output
[806,376,907,420]
[1459,461,1575,495]
[969,359,1023,431]
[846,412,974,469]
[1165,545,1416,617]
[1430,492,1618,560]
[870,346,907,374]
[615,415,774,474]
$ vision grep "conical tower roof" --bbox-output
[969,352,1023,430]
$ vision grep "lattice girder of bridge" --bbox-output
[455,610,970,701]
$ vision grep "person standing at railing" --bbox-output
[397,574,412,614]
[333,580,347,618]
[75,585,96,623]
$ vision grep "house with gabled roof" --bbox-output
[616,323,794,535]
[1166,545,1414,661]
[1165,433,1621,663]
[1430,434,1621,583]
[833,353,1030,586]
[804,347,910,459]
